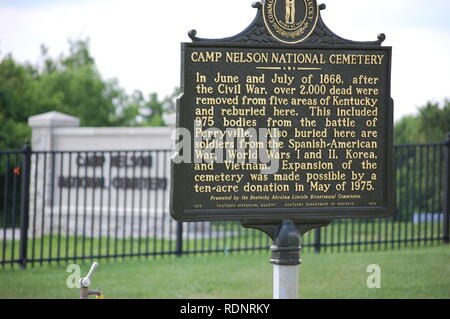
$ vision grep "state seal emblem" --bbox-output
[263,0,319,44]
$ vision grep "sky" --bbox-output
[1,0,450,121]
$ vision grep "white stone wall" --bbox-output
[27,112,205,239]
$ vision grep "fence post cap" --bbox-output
[28,111,80,128]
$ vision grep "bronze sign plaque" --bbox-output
[171,1,394,225]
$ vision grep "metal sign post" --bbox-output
[242,219,329,299]
[271,220,300,299]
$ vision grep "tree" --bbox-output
[34,39,138,127]
[125,86,180,127]
[0,54,37,149]
[416,100,450,142]
[394,115,422,144]
[394,99,450,144]
[394,99,449,221]
[0,38,174,150]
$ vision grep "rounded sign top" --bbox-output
[263,0,319,44]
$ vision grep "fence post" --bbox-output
[314,228,321,253]
[175,222,183,256]
[19,140,32,268]
[443,133,450,244]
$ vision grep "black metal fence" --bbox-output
[1,136,450,268]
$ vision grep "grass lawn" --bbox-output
[0,245,449,299]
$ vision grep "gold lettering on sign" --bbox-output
[186,47,388,210]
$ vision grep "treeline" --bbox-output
[394,99,450,144]
[0,39,178,150]
[394,100,449,220]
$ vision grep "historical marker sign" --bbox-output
[171,1,394,226]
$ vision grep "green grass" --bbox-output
[0,245,449,299]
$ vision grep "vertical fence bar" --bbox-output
[130,151,136,257]
[10,154,19,268]
[344,218,349,252]
[176,222,183,256]
[417,145,423,246]
[330,218,335,252]
[411,146,417,247]
[153,151,160,257]
[82,152,88,260]
[122,151,128,259]
[90,151,97,259]
[404,147,411,247]
[137,151,144,258]
[438,145,444,241]
[31,152,39,267]
[65,152,72,262]
[114,152,120,260]
[443,133,450,244]
[351,218,355,251]
[106,151,113,260]
[57,152,63,264]
[314,228,321,253]
[96,152,106,256]
[161,151,168,256]
[209,216,213,253]
[357,216,362,252]
[74,152,81,263]
[1,154,10,268]
[19,142,32,268]
[430,146,437,242]
[39,153,47,266]
[48,152,56,263]
[397,146,403,248]
[145,151,152,257]
[424,145,430,245]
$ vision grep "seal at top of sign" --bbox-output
[263,0,319,44]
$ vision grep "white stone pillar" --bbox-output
[28,112,79,237]
[29,111,80,151]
